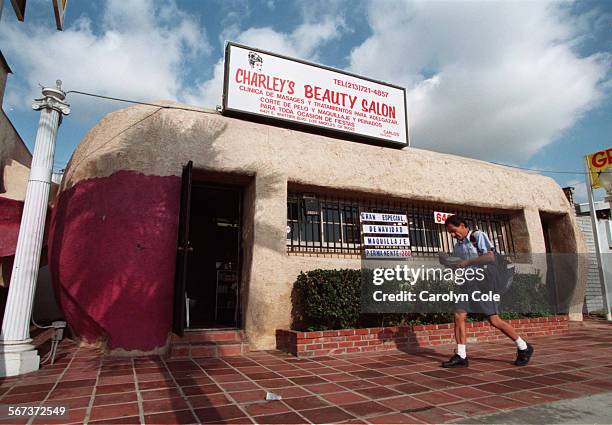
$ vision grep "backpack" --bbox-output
[469,231,515,295]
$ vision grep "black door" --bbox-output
[173,161,193,336]
[185,184,242,328]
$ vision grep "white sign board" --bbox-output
[360,212,407,223]
[362,224,409,235]
[223,43,408,147]
[434,211,454,225]
[365,249,412,258]
[364,236,410,246]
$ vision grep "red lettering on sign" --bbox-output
[591,150,612,168]
[303,85,357,109]
[434,211,453,224]
[361,99,396,118]
[234,68,295,95]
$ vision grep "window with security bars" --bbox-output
[287,192,516,256]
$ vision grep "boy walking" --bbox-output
[442,215,534,368]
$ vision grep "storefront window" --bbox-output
[287,201,321,244]
[322,203,341,243]
[287,192,515,256]
[342,205,360,244]
[409,215,441,251]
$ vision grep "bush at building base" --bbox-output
[292,268,554,331]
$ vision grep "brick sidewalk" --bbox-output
[1,320,611,424]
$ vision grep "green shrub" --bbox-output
[291,269,552,331]
[499,272,552,316]
[293,269,361,331]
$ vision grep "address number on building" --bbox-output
[434,211,454,224]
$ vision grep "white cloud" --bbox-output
[349,1,611,162]
[0,0,210,119]
[184,16,346,108]
[3,0,607,168]
[183,59,225,108]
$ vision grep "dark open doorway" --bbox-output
[174,164,243,333]
[187,183,242,329]
[541,215,558,314]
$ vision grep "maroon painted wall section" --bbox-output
[0,197,24,258]
[49,171,181,351]
[0,198,53,258]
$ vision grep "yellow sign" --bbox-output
[586,148,612,189]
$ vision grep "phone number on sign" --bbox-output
[2,405,68,417]
[365,249,413,258]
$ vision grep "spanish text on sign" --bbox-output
[224,43,408,146]
[364,237,410,246]
[365,249,412,258]
[362,225,409,234]
[360,212,407,223]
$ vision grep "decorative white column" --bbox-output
[0,81,70,377]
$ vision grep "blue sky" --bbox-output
[1,0,610,202]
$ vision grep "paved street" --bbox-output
[454,392,612,424]
[0,320,610,424]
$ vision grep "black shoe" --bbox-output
[515,343,534,366]
[442,354,469,368]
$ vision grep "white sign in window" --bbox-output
[360,212,407,223]
[365,249,412,258]
[364,236,410,246]
[362,224,409,235]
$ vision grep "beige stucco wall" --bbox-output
[0,109,31,200]
[60,102,587,349]
[1,54,31,200]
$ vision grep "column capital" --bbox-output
[32,80,71,115]
[32,96,71,115]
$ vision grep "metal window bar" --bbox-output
[287,192,516,257]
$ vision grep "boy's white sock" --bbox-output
[457,344,467,359]
[515,337,527,350]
